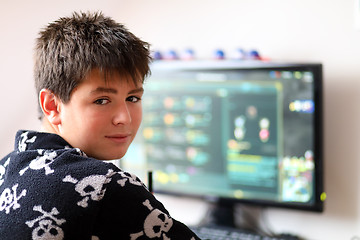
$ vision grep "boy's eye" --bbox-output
[94,98,110,105]
[127,96,141,103]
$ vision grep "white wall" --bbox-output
[1,0,359,239]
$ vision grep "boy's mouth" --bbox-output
[105,134,131,143]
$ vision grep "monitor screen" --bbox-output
[122,60,324,212]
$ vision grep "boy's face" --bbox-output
[57,69,143,160]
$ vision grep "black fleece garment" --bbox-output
[0,130,200,240]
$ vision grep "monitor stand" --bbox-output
[205,202,236,227]
[199,201,264,233]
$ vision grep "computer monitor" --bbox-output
[122,60,324,225]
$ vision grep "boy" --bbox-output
[0,12,200,240]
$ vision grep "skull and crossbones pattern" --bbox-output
[117,171,144,188]
[0,183,27,214]
[19,150,57,176]
[130,199,173,240]
[26,205,66,240]
[62,169,116,208]
[18,131,37,152]
[0,157,10,186]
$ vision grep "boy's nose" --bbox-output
[112,103,131,125]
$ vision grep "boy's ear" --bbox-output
[39,89,62,125]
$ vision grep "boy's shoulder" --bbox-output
[2,130,147,191]
[5,130,126,177]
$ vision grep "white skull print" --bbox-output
[19,150,57,176]
[63,169,116,208]
[26,205,66,240]
[117,171,143,187]
[130,199,173,240]
[0,183,27,214]
[18,131,37,152]
[32,219,64,240]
